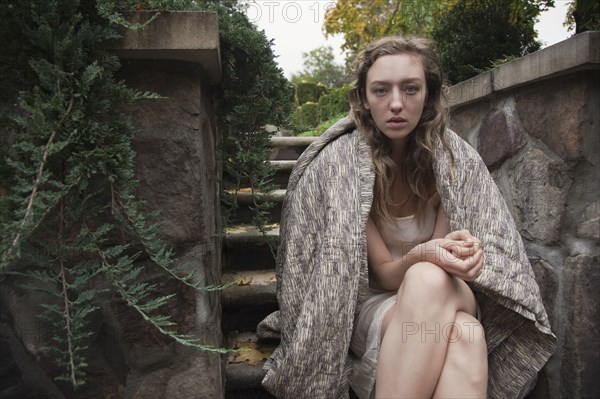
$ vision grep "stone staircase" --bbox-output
[222,136,317,398]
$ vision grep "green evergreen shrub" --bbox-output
[318,83,351,122]
[298,112,348,137]
[293,102,320,130]
[295,82,319,105]
[317,82,330,100]
[295,81,329,105]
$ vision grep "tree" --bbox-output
[432,0,555,84]
[324,0,456,57]
[289,45,351,87]
[565,0,600,33]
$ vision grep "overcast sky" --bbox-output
[247,0,572,79]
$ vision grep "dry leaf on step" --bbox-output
[229,342,270,365]
[237,276,253,286]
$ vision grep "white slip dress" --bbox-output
[350,193,440,399]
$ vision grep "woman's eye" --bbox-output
[373,87,387,95]
[404,85,419,94]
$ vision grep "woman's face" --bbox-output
[363,53,427,146]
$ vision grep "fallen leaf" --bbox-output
[229,342,271,365]
[237,277,253,286]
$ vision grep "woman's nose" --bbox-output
[390,88,403,112]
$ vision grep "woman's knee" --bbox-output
[400,261,454,301]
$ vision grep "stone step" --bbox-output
[224,224,279,246]
[223,224,279,271]
[268,160,295,189]
[223,137,307,397]
[270,136,317,148]
[222,270,278,332]
[231,189,286,204]
[224,189,286,224]
[268,160,296,171]
[225,331,277,398]
[222,270,277,307]
[269,136,317,161]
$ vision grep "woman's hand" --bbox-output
[444,230,484,281]
[445,229,480,245]
[409,232,484,281]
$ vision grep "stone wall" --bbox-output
[447,31,599,398]
[0,12,224,399]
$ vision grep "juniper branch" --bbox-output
[110,281,231,353]
[2,95,74,265]
[109,184,230,291]
[82,222,231,354]
[57,198,80,387]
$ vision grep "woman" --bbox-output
[258,36,555,399]
[347,36,487,398]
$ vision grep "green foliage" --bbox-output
[292,83,350,133]
[318,84,351,122]
[324,0,457,60]
[565,0,600,33]
[295,81,329,105]
[432,0,553,84]
[298,112,348,137]
[293,102,320,131]
[289,45,352,88]
[0,0,238,390]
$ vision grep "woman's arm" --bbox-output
[368,205,484,291]
[367,208,460,291]
[432,199,450,239]
[366,216,422,291]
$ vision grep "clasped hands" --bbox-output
[409,230,484,281]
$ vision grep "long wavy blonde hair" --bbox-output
[349,36,454,224]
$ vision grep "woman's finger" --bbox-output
[446,230,481,246]
[449,242,479,258]
[439,249,484,280]
[464,252,485,280]
[445,229,471,241]
[461,251,485,281]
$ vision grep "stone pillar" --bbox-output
[111,11,224,398]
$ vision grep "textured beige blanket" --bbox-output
[258,117,555,398]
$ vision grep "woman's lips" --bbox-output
[386,117,408,128]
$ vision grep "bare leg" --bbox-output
[375,262,479,398]
[432,311,488,398]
